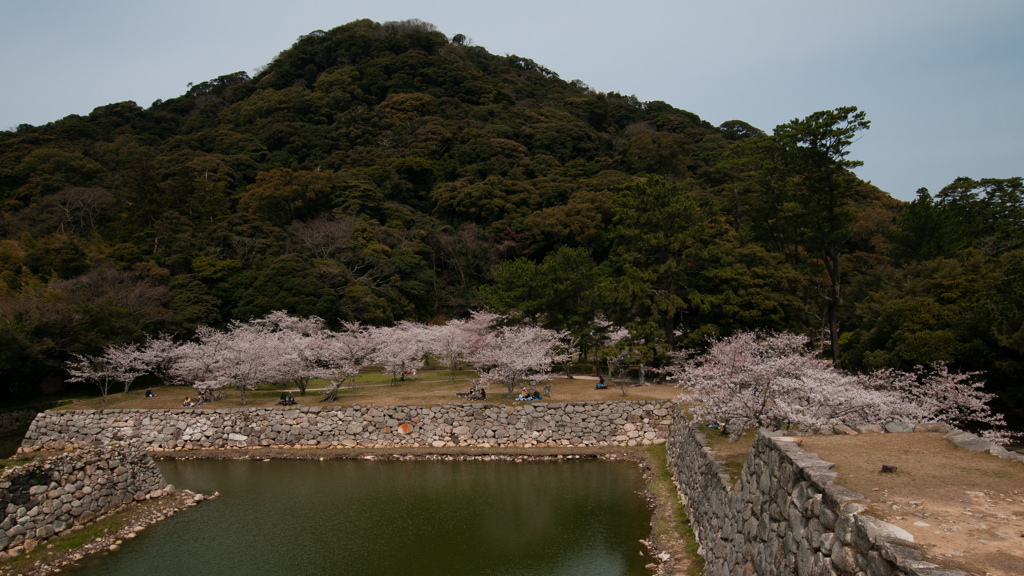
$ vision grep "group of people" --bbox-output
[182,389,213,407]
[469,382,486,401]
[517,384,542,401]
[165,375,611,408]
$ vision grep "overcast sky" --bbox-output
[2,0,1021,201]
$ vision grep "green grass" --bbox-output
[0,454,36,473]
[249,368,480,390]
[23,364,484,409]
[50,518,125,552]
[697,424,755,483]
[0,515,125,574]
[646,443,704,576]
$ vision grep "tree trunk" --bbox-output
[322,381,341,402]
[561,361,574,379]
[828,290,841,369]
[824,247,842,369]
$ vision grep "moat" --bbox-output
[63,458,654,576]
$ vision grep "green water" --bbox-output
[67,458,653,576]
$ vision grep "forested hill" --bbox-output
[1,19,1022,423]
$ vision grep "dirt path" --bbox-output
[801,433,1024,576]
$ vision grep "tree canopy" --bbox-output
[1,19,1021,431]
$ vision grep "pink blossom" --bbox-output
[320,322,374,401]
[668,330,1016,443]
[470,323,565,397]
[253,311,331,395]
[369,322,430,385]
[65,343,146,403]
[423,311,498,381]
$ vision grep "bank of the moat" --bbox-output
[7,403,989,576]
[3,445,687,576]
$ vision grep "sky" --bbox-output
[1,0,1022,201]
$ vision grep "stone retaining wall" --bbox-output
[666,416,967,576]
[0,411,37,436]
[1,440,169,558]
[20,401,674,451]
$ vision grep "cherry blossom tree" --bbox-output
[667,331,900,439]
[253,311,330,395]
[66,343,146,403]
[167,327,222,388]
[106,343,147,394]
[589,316,628,376]
[668,330,1015,442]
[223,321,283,405]
[370,322,429,385]
[608,354,632,397]
[470,324,564,397]
[554,332,583,379]
[321,322,374,401]
[425,311,498,381]
[66,354,119,403]
[424,320,467,381]
[598,321,636,395]
[870,362,1014,443]
[170,322,279,405]
[137,333,181,386]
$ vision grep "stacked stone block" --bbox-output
[21,401,673,451]
[1,440,168,556]
[666,416,967,576]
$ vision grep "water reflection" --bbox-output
[67,459,652,576]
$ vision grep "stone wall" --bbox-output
[0,411,37,436]
[666,416,967,576]
[1,440,169,557]
[20,401,674,451]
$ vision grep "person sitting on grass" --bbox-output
[182,396,192,407]
[518,385,537,401]
[279,392,288,404]
[146,388,155,398]
[287,391,295,404]
[478,388,486,401]
[596,376,607,389]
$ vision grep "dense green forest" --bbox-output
[1,19,1021,425]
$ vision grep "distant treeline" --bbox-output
[0,18,1020,425]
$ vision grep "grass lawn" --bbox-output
[696,424,757,484]
[53,369,681,411]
